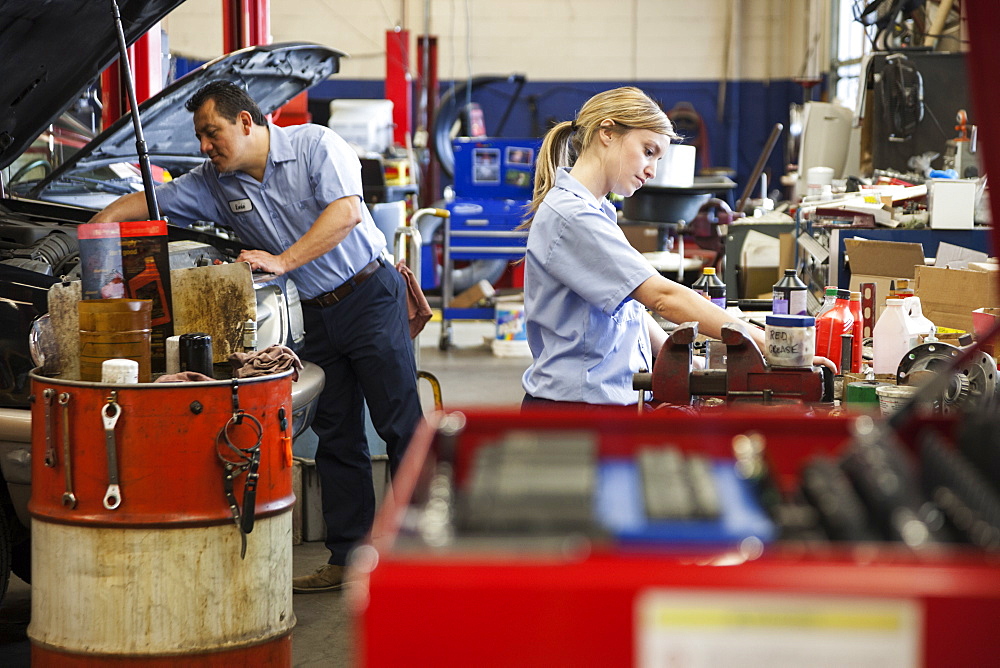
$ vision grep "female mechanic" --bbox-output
[520,87,829,408]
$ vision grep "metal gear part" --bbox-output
[896,341,997,412]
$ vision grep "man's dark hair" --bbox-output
[185,80,266,125]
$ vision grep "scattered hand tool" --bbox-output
[102,396,123,510]
[59,392,76,509]
[43,388,57,467]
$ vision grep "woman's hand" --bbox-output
[812,355,837,374]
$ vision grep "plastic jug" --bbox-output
[872,298,921,375]
[815,286,838,317]
[815,289,854,373]
[772,269,808,315]
[691,267,726,308]
[903,295,935,341]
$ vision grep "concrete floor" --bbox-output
[0,318,528,667]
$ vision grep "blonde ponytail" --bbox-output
[520,87,678,229]
[522,121,576,226]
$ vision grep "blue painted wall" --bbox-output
[310,78,815,202]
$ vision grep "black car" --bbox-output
[0,0,342,602]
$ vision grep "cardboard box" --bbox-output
[972,307,1000,355]
[845,238,926,321]
[936,241,988,269]
[779,233,796,274]
[738,230,781,299]
[620,224,661,253]
[969,259,999,272]
[740,267,782,300]
[449,278,495,309]
[915,264,1000,332]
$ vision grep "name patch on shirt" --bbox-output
[229,198,253,213]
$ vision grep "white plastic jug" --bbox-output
[872,298,921,375]
[903,295,935,340]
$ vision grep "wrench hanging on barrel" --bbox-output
[102,396,123,510]
[43,388,57,467]
[59,392,77,509]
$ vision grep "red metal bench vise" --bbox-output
[633,322,830,407]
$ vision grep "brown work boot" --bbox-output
[292,564,346,594]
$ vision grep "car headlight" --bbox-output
[29,313,58,371]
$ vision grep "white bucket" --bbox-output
[875,383,919,416]
[492,297,531,358]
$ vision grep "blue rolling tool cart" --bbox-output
[440,137,541,350]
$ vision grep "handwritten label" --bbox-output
[764,325,814,367]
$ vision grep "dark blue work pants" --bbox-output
[301,261,421,566]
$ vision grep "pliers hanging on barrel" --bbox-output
[217,381,263,559]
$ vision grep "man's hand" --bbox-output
[234,197,361,278]
[237,249,287,275]
[89,191,150,225]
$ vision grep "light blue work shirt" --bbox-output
[155,121,385,299]
[521,168,658,405]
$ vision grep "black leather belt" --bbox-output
[302,258,383,307]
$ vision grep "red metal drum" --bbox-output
[27,370,296,666]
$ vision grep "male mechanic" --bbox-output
[90,81,422,593]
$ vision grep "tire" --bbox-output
[10,536,30,584]
[439,325,452,351]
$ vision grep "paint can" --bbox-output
[492,296,531,358]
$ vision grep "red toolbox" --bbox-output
[353,408,1000,667]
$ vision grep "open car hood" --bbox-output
[30,41,344,196]
[0,0,187,170]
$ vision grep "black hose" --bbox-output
[21,232,79,276]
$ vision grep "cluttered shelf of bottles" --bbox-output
[357,405,1000,665]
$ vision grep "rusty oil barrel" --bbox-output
[27,369,296,666]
